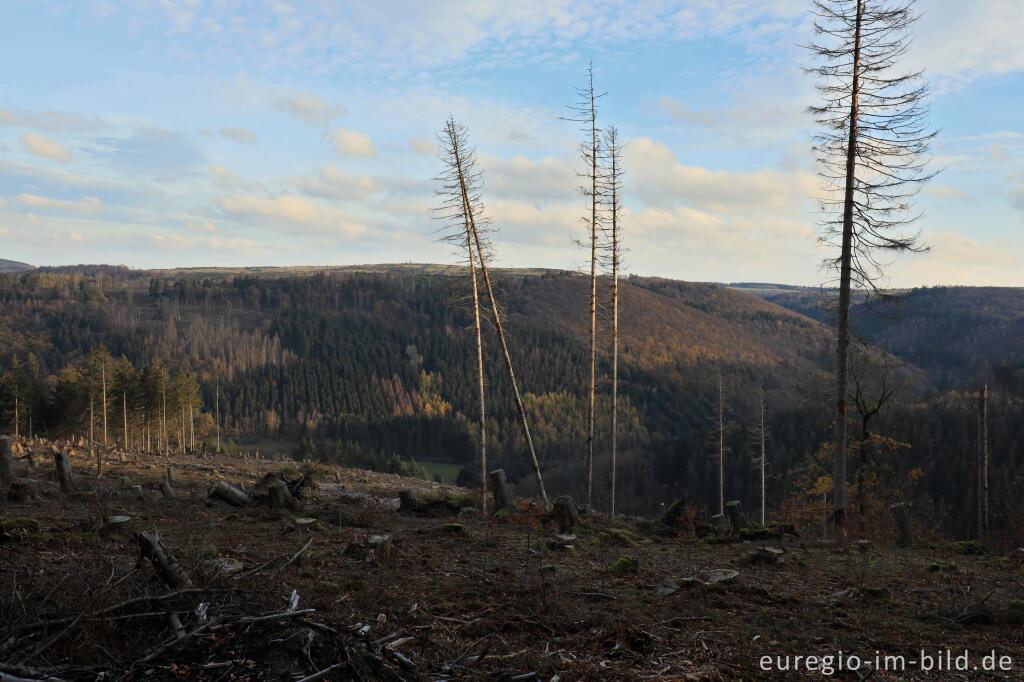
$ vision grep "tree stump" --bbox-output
[160,480,175,499]
[99,515,132,541]
[269,481,300,511]
[53,450,74,492]
[166,466,177,485]
[399,488,418,512]
[136,530,191,588]
[0,437,13,491]
[725,500,749,534]
[552,495,581,534]
[208,480,253,507]
[891,502,914,547]
[658,496,695,533]
[489,469,512,512]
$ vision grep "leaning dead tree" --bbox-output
[564,61,604,510]
[807,0,935,534]
[600,125,624,516]
[436,116,549,507]
[435,117,490,513]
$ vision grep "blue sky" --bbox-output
[1,0,1022,286]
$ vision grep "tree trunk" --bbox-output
[489,469,513,512]
[136,530,191,588]
[585,66,598,512]
[891,502,913,547]
[102,362,108,446]
[208,480,252,507]
[834,0,863,539]
[455,147,548,507]
[718,375,725,517]
[268,481,300,511]
[0,436,13,490]
[609,135,619,518]
[552,495,581,534]
[399,488,418,512]
[123,391,129,452]
[725,500,749,534]
[978,384,988,543]
[54,450,73,492]
[760,388,767,526]
[463,185,487,515]
[215,377,221,454]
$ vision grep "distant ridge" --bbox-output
[0,259,32,272]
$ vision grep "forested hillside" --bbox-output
[744,284,1024,391]
[1,266,1022,542]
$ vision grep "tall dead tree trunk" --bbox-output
[439,117,549,507]
[123,391,129,451]
[101,362,108,446]
[90,394,97,476]
[161,379,167,455]
[718,375,725,517]
[603,125,623,517]
[215,376,221,454]
[759,387,767,526]
[978,384,988,543]
[565,62,602,511]
[467,217,487,514]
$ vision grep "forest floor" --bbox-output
[1,441,1023,681]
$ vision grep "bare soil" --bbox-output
[1,442,1023,681]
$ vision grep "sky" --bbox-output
[0,0,1022,286]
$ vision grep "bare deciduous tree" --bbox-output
[601,125,624,516]
[436,116,549,508]
[564,61,604,510]
[807,0,935,534]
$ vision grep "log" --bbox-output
[399,488,418,512]
[0,437,13,490]
[208,480,252,507]
[551,495,581,534]
[269,481,300,511]
[136,530,191,588]
[725,500,749,534]
[891,502,914,547]
[53,450,73,492]
[489,469,512,512]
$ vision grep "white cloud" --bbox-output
[15,193,103,214]
[926,185,970,200]
[209,236,276,254]
[410,137,438,155]
[273,90,345,127]
[0,107,107,132]
[217,126,258,144]
[330,128,376,157]
[480,153,576,204]
[152,233,195,249]
[218,194,367,235]
[291,164,379,201]
[625,137,819,214]
[20,133,73,163]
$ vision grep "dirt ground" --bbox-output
[1,442,1023,681]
